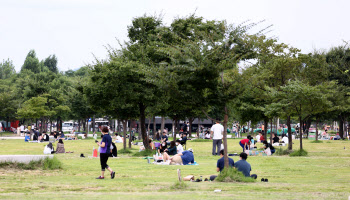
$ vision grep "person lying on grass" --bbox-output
[210,150,234,181]
[234,152,257,179]
[163,148,194,165]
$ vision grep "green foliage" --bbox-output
[44,55,58,73]
[132,149,155,157]
[275,148,291,156]
[289,149,308,157]
[21,50,40,73]
[170,181,188,190]
[0,59,16,79]
[215,167,256,182]
[42,157,63,170]
[0,157,62,170]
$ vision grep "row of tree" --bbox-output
[1,14,350,168]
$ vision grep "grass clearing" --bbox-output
[0,138,349,199]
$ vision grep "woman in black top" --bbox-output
[165,141,177,155]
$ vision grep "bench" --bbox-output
[0,155,54,164]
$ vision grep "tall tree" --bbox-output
[0,59,16,79]
[44,55,58,73]
[21,50,40,74]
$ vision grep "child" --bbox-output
[25,132,31,142]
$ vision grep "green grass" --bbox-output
[215,167,256,182]
[0,138,349,199]
[310,140,323,143]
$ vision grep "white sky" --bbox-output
[1,0,349,72]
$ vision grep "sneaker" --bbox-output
[96,176,104,179]
[111,171,115,179]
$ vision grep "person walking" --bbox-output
[211,120,224,156]
[96,126,116,179]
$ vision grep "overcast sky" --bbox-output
[1,0,349,72]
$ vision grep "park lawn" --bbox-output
[0,138,349,200]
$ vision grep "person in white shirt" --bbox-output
[176,139,184,154]
[114,133,123,143]
[20,125,25,133]
[282,136,289,144]
[210,120,224,155]
[256,134,261,142]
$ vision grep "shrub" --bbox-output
[215,167,256,182]
[0,157,62,170]
[132,149,155,157]
[42,157,62,170]
[289,149,308,157]
[170,181,188,190]
[310,140,323,143]
[275,148,290,156]
[118,149,132,154]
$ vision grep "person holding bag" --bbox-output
[96,126,116,179]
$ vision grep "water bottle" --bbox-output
[147,158,150,164]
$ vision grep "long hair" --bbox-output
[170,141,176,148]
[58,139,64,144]
[47,142,53,149]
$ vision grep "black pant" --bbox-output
[212,139,222,155]
[100,153,109,171]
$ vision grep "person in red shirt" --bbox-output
[259,132,265,143]
[239,136,253,152]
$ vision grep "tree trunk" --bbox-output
[223,107,229,168]
[315,118,319,141]
[92,115,95,132]
[78,119,81,132]
[129,120,133,148]
[339,117,344,139]
[59,119,62,132]
[153,116,156,137]
[40,118,43,133]
[299,116,303,150]
[122,120,127,150]
[270,118,273,142]
[82,119,86,132]
[197,118,201,138]
[173,118,178,142]
[189,118,193,137]
[139,103,150,149]
[287,115,293,151]
[160,116,165,133]
[264,118,268,141]
[147,117,151,135]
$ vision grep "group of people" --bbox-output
[43,139,66,154]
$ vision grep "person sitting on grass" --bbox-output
[161,131,168,143]
[25,132,31,142]
[164,148,194,165]
[58,131,65,140]
[272,133,279,144]
[234,152,257,179]
[158,141,167,154]
[163,141,177,158]
[42,131,50,142]
[210,150,234,181]
[205,131,211,139]
[262,140,275,155]
[176,139,184,154]
[56,139,65,153]
[114,133,123,143]
[44,142,55,154]
[259,132,265,143]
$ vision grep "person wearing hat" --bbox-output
[168,148,194,165]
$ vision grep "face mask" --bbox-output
[162,144,165,146]
[176,143,179,146]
